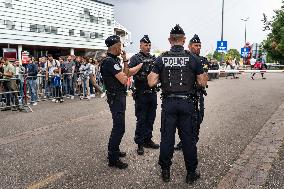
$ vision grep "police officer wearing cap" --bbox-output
[101,35,133,169]
[174,34,209,150]
[128,35,159,156]
[148,25,208,184]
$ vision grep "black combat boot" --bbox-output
[137,144,144,155]
[144,140,159,149]
[186,171,200,184]
[161,169,170,182]
[108,159,128,169]
[119,151,126,158]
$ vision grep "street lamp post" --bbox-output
[221,0,225,63]
[241,17,249,64]
[221,0,224,41]
[241,17,249,45]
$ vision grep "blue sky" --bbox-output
[104,0,283,55]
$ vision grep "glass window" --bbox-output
[5,20,15,30]
[84,8,90,15]
[50,26,58,34]
[107,19,112,26]
[69,29,75,36]
[44,25,50,33]
[5,0,12,8]
[94,17,99,24]
[37,24,44,33]
[90,32,96,39]
[30,24,37,32]
[90,15,95,23]
[80,30,85,37]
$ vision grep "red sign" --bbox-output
[22,51,29,64]
[3,48,17,61]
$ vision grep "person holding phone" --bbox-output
[101,35,139,169]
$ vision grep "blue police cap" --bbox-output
[170,24,185,35]
[140,35,151,43]
[190,34,201,43]
[105,35,121,47]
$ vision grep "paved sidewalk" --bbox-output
[265,141,284,188]
[217,102,284,189]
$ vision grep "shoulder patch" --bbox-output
[114,64,121,71]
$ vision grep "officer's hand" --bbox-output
[121,50,127,61]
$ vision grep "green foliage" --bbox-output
[206,53,213,60]
[225,49,241,61]
[213,51,224,62]
[262,1,284,63]
[211,49,240,62]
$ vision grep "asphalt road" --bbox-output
[0,73,284,189]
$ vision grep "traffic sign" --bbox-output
[241,47,250,57]
[217,41,227,53]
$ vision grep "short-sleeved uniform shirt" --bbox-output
[101,53,122,78]
[152,45,204,94]
[101,53,126,93]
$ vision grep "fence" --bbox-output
[0,72,105,112]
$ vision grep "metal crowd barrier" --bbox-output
[208,70,284,73]
[0,71,105,112]
[0,77,28,111]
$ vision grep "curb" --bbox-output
[217,102,284,189]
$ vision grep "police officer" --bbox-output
[128,35,159,156]
[148,25,208,184]
[174,34,209,150]
[101,35,129,169]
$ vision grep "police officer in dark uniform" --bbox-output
[174,34,209,150]
[148,25,208,184]
[101,35,129,169]
[128,35,159,156]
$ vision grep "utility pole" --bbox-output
[221,0,224,41]
[241,17,249,64]
[221,0,225,63]
[241,17,249,45]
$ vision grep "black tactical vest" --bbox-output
[160,51,195,94]
[134,53,155,81]
[101,57,126,94]
[133,53,156,91]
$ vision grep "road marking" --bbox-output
[0,109,109,146]
[26,171,65,189]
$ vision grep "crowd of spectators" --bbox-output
[0,54,106,111]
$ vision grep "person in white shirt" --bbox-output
[250,57,256,69]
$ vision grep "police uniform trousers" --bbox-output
[196,95,205,142]
[107,93,126,162]
[177,93,204,145]
[134,92,157,145]
[159,97,198,172]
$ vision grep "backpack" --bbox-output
[53,75,61,87]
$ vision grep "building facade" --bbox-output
[0,0,131,61]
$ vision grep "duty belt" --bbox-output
[137,89,156,94]
[165,94,194,100]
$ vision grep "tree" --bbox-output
[213,51,224,62]
[206,53,213,60]
[225,49,241,61]
[262,1,284,63]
